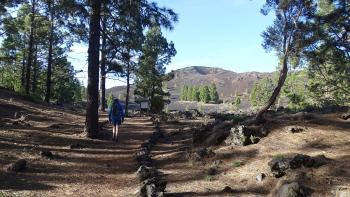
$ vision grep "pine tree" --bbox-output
[209,83,219,103]
[255,0,314,123]
[134,26,176,113]
[107,92,114,108]
[235,96,241,108]
[84,0,101,138]
[194,87,200,102]
[188,86,194,101]
[200,86,210,103]
[182,86,189,101]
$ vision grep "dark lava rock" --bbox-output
[222,186,235,193]
[269,154,329,178]
[136,165,158,182]
[207,167,217,175]
[7,159,27,172]
[289,154,311,169]
[268,157,290,178]
[139,177,167,197]
[286,126,306,133]
[276,182,307,197]
[69,143,85,149]
[304,155,328,168]
[40,150,54,159]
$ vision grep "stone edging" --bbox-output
[134,117,166,197]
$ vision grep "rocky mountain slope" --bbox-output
[107,66,273,103]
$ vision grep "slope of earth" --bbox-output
[0,89,154,196]
[152,112,350,196]
[106,66,273,103]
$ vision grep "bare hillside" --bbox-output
[107,66,273,103]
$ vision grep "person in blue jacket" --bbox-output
[108,99,125,142]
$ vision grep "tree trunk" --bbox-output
[25,0,36,95]
[45,0,54,103]
[31,44,38,93]
[125,62,130,117]
[84,0,101,138]
[255,54,289,123]
[21,49,26,88]
[100,5,107,112]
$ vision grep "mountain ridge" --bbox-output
[106,66,273,103]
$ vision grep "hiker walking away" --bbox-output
[108,99,125,142]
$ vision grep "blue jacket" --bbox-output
[108,101,125,125]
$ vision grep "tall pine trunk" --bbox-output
[21,49,26,88]
[45,0,54,103]
[125,62,130,117]
[31,44,38,93]
[100,5,107,112]
[255,33,290,124]
[25,0,36,95]
[85,0,101,138]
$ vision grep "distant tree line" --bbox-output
[180,83,219,104]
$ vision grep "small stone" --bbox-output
[286,126,306,133]
[40,150,54,159]
[212,160,222,166]
[340,112,350,120]
[207,167,217,175]
[222,186,235,193]
[256,173,266,182]
[7,159,27,172]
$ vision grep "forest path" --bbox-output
[0,90,155,196]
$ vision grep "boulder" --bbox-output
[276,182,307,197]
[7,159,27,172]
[139,177,167,197]
[224,125,266,146]
[269,154,329,178]
[136,165,158,182]
[268,157,290,178]
[289,154,310,169]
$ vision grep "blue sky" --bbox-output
[68,0,278,88]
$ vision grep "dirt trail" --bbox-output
[0,91,155,196]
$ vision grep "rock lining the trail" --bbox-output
[134,117,166,197]
[40,150,54,159]
[6,159,27,172]
[269,154,329,178]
